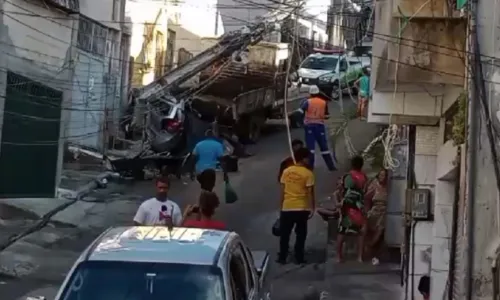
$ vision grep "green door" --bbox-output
[0,72,62,198]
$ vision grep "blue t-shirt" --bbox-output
[359,75,370,97]
[193,138,225,174]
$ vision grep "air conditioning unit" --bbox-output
[407,188,432,221]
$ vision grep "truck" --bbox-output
[190,38,307,143]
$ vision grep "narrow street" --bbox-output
[0,99,403,300]
[0,123,333,300]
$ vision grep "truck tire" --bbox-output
[248,115,265,143]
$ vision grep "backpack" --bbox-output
[338,171,367,197]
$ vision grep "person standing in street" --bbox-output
[355,67,370,120]
[133,177,183,227]
[192,129,228,192]
[336,155,368,263]
[182,190,226,230]
[277,139,304,182]
[298,85,336,171]
[278,147,316,265]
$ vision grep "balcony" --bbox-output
[372,0,466,93]
[367,86,463,125]
[393,0,462,19]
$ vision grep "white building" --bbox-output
[367,0,467,299]
[126,0,223,89]
[0,0,129,198]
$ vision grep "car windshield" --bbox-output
[300,56,339,71]
[59,261,225,300]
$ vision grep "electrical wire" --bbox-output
[283,10,299,163]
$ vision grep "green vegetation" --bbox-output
[450,92,467,146]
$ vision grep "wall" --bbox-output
[371,0,466,93]
[406,125,439,300]
[0,0,74,188]
[80,0,121,31]
[368,86,462,125]
[465,0,500,298]
[174,0,222,38]
[126,2,167,87]
[217,0,272,32]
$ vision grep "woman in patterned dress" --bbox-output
[364,169,389,265]
[336,156,368,263]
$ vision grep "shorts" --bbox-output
[196,169,216,191]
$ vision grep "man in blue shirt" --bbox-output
[192,129,227,192]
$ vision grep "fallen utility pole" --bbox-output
[0,172,120,253]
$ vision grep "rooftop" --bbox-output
[87,227,230,265]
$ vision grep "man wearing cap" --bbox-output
[297,85,336,171]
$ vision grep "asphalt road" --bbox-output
[0,123,337,300]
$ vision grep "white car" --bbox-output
[29,227,271,300]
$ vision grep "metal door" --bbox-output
[69,51,106,149]
[0,72,62,197]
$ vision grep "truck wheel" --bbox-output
[248,118,262,143]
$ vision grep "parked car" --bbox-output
[316,56,371,100]
[28,227,271,300]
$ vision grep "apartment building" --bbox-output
[367,0,467,299]
[0,0,128,198]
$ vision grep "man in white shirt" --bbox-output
[133,177,183,226]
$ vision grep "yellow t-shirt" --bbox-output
[280,165,315,211]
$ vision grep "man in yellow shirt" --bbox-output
[278,147,315,264]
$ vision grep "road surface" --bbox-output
[0,123,336,300]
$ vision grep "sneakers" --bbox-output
[372,257,380,265]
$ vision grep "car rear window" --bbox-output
[59,261,224,300]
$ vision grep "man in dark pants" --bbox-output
[278,147,316,264]
[192,129,228,192]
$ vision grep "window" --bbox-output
[229,254,247,300]
[77,17,109,57]
[300,55,339,71]
[339,59,348,72]
[154,32,165,79]
[165,29,176,71]
[239,245,256,291]
[59,261,225,300]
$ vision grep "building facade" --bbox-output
[0,0,128,198]
[367,0,467,299]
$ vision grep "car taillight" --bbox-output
[163,119,181,133]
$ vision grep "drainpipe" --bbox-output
[465,0,479,298]
[448,146,461,300]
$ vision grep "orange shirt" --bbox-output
[304,97,327,124]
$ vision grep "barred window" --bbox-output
[77,18,93,52]
[77,17,109,57]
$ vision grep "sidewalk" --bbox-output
[322,111,403,300]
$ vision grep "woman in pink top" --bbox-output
[183,191,226,230]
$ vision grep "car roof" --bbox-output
[85,227,231,265]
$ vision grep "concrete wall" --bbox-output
[465,0,500,298]
[126,3,167,87]
[371,0,466,93]
[81,0,121,31]
[368,86,462,125]
[0,0,75,189]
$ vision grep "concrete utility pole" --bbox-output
[465,0,500,299]
[326,0,335,47]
